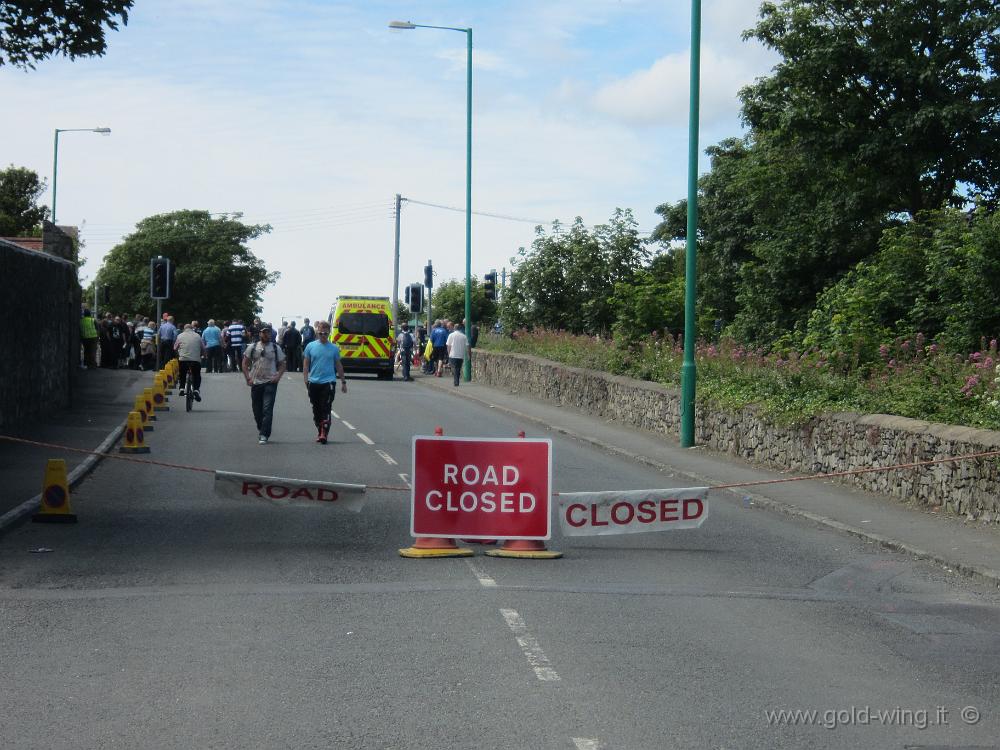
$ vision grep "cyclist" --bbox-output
[174,323,206,401]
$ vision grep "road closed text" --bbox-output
[411,437,552,539]
[558,487,709,536]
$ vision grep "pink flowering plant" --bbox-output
[482,330,1000,430]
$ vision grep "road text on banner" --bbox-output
[558,487,708,536]
[411,436,552,540]
[214,471,366,512]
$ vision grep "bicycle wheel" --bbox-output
[186,384,193,412]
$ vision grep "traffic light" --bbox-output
[408,282,423,313]
[483,271,497,301]
[424,263,433,289]
[150,257,171,299]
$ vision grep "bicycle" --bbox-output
[184,377,194,412]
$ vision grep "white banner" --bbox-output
[214,471,367,512]
[558,487,709,536]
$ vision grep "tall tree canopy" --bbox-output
[0,1,132,69]
[741,0,1000,214]
[97,210,277,323]
[0,165,48,235]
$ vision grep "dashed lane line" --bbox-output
[499,608,561,682]
[376,450,397,465]
[342,420,355,430]
[357,433,375,445]
[330,410,339,419]
[572,740,601,750]
[464,559,497,588]
[398,473,412,489]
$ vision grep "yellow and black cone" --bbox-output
[152,376,170,411]
[32,459,77,524]
[120,411,150,453]
[399,537,474,558]
[485,540,563,559]
[133,394,153,432]
[142,388,157,421]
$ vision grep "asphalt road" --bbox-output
[1,370,999,749]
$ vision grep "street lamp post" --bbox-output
[389,20,473,381]
[52,127,111,224]
[680,0,702,447]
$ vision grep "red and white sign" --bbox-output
[558,487,708,536]
[411,436,552,540]
[214,471,366,512]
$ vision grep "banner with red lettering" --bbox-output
[214,471,367,511]
[558,487,708,536]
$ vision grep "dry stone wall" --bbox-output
[472,350,1000,523]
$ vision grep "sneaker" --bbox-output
[193,390,201,402]
[258,435,268,444]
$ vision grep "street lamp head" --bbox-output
[388,20,416,29]
[94,127,111,135]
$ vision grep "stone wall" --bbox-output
[0,236,81,431]
[472,350,1000,522]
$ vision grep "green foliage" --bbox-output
[0,1,133,69]
[804,208,1000,359]
[500,209,649,336]
[428,277,496,328]
[0,165,48,235]
[97,210,276,323]
[742,0,1000,214]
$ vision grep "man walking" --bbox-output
[281,321,303,373]
[202,319,223,373]
[80,308,98,368]
[227,319,246,374]
[301,317,315,349]
[396,323,415,381]
[242,327,286,444]
[303,320,346,444]
[446,322,468,387]
[158,315,177,366]
[430,319,449,377]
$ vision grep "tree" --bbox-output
[0,1,133,69]
[0,165,48,235]
[97,210,277,323]
[430,278,496,329]
[741,0,1000,214]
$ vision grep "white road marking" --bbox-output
[330,411,339,419]
[572,740,601,750]
[499,608,560,681]
[398,473,412,489]
[464,559,497,588]
[356,433,374,445]
[342,420,355,430]
[376,450,397,465]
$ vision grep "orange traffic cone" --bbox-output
[120,411,151,454]
[399,537,474,558]
[32,459,77,524]
[486,539,562,559]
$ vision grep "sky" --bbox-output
[1,0,777,324]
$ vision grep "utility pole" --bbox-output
[392,193,402,326]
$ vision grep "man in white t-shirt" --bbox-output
[446,323,468,387]
[241,327,286,444]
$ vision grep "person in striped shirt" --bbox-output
[227,319,246,374]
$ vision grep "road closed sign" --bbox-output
[411,436,552,540]
[558,487,709,536]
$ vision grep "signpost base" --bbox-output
[485,540,562,560]
[399,537,474,558]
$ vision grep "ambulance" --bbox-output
[328,296,395,379]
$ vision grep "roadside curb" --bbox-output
[0,419,127,538]
[422,379,1000,589]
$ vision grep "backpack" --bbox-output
[400,331,414,350]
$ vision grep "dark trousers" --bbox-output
[205,346,223,373]
[450,357,463,386]
[401,349,412,380]
[158,340,175,366]
[307,381,336,429]
[250,382,277,438]
[285,345,301,372]
[229,345,244,373]
[178,361,202,391]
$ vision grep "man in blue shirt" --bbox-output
[303,320,347,444]
[430,319,449,377]
[158,315,178,367]
[201,319,223,372]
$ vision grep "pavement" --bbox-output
[3,361,999,587]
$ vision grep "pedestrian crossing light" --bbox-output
[484,271,497,301]
[424,263,433,289]
[150,257,171,299]
[407,282,423,313]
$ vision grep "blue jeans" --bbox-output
[250,382,277,438]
